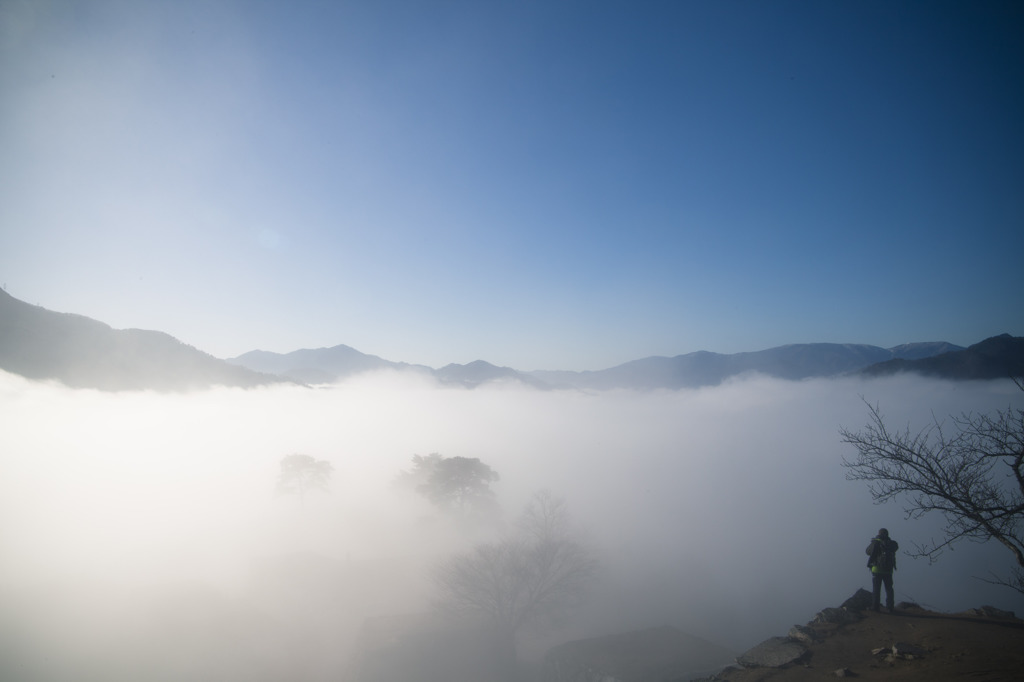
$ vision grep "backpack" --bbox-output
[870,538,897,573]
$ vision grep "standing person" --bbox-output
[866,528,899,612]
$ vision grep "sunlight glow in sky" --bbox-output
[2,0,1022,370]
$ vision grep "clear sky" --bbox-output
[2,0,1022,371]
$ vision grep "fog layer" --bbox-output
[1,371,1021,680]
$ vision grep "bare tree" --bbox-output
[518,488,573,543]
[433,491,599,668]
[276,454,333,507]
[840,382,1024,594]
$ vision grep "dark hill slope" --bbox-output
[0,289,286,391]
[861,334,1024,380]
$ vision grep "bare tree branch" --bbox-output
[840,382,1024,594]
[433,491,599,637]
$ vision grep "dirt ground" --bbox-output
[712,606,1024,681]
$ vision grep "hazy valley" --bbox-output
[2,292,1023,681]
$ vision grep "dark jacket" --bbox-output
[866,536,898,574]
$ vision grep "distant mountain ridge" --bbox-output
[0,289,287,391]
[232,339,998,390]
[527,341,967,390]
[1,289,1021,391]
[226,347,546,389]
[859,334,1024,380]
[433,360,552,390]
[229,345,429,385]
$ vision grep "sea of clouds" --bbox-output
[1,369,1021,680]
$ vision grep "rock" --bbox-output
[963,605,1017,620]
[788,624,818,644]
[736,637,807,668]
[840,588,873,612]
[894,601,921,611]
[812,607,862,625]
[834,667,855,677]
[871,647,889,656]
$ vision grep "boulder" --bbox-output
[787,624,818,644]
[812,607,862,626]
[735,636,807,668]
[840,588,873,612]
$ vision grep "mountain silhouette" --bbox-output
[0,289,287,391]
[231,341,980,390]
[228,345,428,384]
[433,360,551,389]
[2,289,1018,391]
[528,341,967,390]
[228,348,547,389]
[859,334,1024,380]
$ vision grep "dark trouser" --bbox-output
[872,572,894,611]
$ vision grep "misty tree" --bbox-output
[400,453,500,517]
[840,381,1024,594]
[276,454,334,507]
[393,452,444,490]
[433,491,599,669]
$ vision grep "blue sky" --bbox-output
[2,0,1022,370]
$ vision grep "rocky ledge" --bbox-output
[694,588,1022,681]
